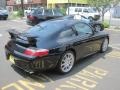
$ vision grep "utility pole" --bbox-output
[21,0,24,17]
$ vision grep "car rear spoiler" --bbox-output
[8,29,37,46]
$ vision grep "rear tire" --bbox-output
[4,17,7,20]
[88,16,94,21]
[100,38,109,53]
[57,51,75,74]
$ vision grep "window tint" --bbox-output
[31,8,43,15]
[75,8,82,12]
[37,9,43,15]
[74,23,93,35]
[59,28,75,39]
[53,9,63,16]
[83,9,89,13]
[44,9,53,16]
[83,8,95,13]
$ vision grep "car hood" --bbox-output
[0,10,8,15]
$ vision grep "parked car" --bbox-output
[5,19,109,74]
[59,15,104,31]
[0,7,8,20]
[66,7,100,20]
[27,8,64,26]
[24,7,38,16]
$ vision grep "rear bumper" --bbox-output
[5,45,60,73]
[26,19,39,26]
[0,15,8,18]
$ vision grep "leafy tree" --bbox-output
[87,0,119,21]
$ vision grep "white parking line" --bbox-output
[11,20,26,23]
[109,45,120,50]
[0,34,2,37]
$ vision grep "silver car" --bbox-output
[0,7,8,20]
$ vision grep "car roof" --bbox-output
[40,19,79,29]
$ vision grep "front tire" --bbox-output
[57,51,75,74]
[100,38,109,53]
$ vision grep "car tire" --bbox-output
[100,38,109,53]
[57,51,75,74]
[4,17,7,20]
[88,16,94,21]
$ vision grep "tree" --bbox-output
[20,0,24,17]
[87,0,119,21]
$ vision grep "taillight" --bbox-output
[27,15,37,21]
[24,48,49,57]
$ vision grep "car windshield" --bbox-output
[44,9,53,16]
[31,8,43,15]
[0,7,4,10]
[87,8,96,13]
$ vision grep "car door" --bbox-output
[57,27,76,45]
[73,22,95,60]
[57,27,85,59]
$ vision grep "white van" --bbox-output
[66,7,100,20]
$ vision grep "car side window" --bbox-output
[36,9,43,15]
[74,23,93,35]
[83,9,89,13]
[53,9,63,16]
[75,8,82,12]
[58,28,75,39]
[44,9,53,16]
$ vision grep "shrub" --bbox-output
[102,20,110,28]
[60,7,66,15]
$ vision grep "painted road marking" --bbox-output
[56,66,108,90]
[106,50,120,59]
[2,83,24,90]
[1,74,52,90]
[18,80,45,90]
[1,66,108,90]
[109,45,120,50]
[0,34,2,37]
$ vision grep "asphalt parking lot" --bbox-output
[0,20,120,90]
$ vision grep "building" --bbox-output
[0,0,6,8]
[7,0,47,10]
[47,0,88,8]
[6,0,88,10]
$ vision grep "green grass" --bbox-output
[8,10,23,20]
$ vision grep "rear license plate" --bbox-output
[9,55,15,64]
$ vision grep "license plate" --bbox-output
[9,55,15,64]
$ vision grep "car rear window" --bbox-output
[26,21,64,37]
[44,9,53,16]
[31,8,43,15]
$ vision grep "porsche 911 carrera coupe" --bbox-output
[5,19,109,74]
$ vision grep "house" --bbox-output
[0,0,6,8]
[6,0,88,10]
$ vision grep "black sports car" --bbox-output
[5,19,109,74]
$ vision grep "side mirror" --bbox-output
[94,24,104,32]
